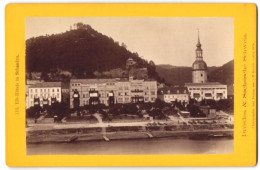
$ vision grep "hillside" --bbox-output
[207,60,234,85]
[26,23,160,81]
[156,60,233,85]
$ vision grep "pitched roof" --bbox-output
[158,86,188,95]
[29,82,62,88]
[185,82,225,86]
[70,79,117,84]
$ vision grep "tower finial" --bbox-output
[197,28,200,44]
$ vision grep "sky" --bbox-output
[26,17,233,67]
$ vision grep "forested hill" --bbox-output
[156,60,234,86]
[26,23,159,80]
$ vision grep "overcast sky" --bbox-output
[26,17,233,67]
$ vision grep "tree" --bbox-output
[50,102,69,120]
[41,71,49,81]
[26,105,42,118]
[154,98,165,109]
[217,99,234,112]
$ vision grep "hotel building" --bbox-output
[28,82,62,108]
[70,78,157,108]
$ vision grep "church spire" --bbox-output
[196,28,201,47]
[195,29,203,59]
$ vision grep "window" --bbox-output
[184,90,186,93]
[118,98,123,102]
[44,89,46,92]
[35,89,37,92]
[57,89,59,92]
[125,86,129,90]
[125,92,129,96]
[177,90,179,94]
[167,90,170,94]
[48,89,50,92]
[201,73,203,77]
[40,89,42,92]
[145,97,149,101]
[30,89,33,93]
[83,94,85,98]
[52,89,54,92]
[125,98,130,102]
[151,91,155,95]
[57,94,59,98]
[31,94,33,98]
[205,93,212,97]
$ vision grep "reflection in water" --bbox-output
[27,138,233,155]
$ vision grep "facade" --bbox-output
[70,78,157,108]
[185,82,227,101]
[61,82,70,104]
[158,86,189,104]
[192,31,207,83]
[186,31,228,101]
[28,82,62,108]
[26,80,43,109]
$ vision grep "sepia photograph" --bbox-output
[25,17,234,155]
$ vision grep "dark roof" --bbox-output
[29,82,62,88]
[185,82,225,86]
[71,79,117,84]
[158,86,188,95]
[61,82,70,89]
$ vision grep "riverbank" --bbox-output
[26,125,233,144]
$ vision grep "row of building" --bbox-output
[26,78,229,109]
[26,31,231,109]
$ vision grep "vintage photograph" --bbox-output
[25,17,234,155]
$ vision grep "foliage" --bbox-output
[154,98,165,109]
[26,105,42,118]
[49,102,69,119]
[26,23,163,82]
[216,99,234,112]
[187,105,206,117]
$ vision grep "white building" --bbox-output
[26,80,43,109]
[158,86,189,104]
[185,82,227,101]
[28,82,62,108]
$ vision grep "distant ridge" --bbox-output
[156,59,234,86]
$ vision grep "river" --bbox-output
[27,137,233,155]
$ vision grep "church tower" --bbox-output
[192,30,207,83]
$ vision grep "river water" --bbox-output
[27,137,233,155]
